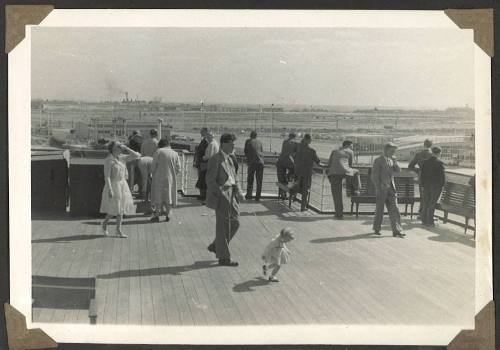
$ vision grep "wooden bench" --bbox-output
[276,182,293,208]
[276,182,310,211]
[346,169,418,218]
[32,276,97,324]
[438,182,475,237]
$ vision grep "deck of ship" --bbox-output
[31,197,475,326]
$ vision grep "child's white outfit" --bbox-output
[262,235,291,266]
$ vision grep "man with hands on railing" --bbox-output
[327,140,362,219]
[371,142,404,238]
[206,133,245,267]
[290,133,322,211]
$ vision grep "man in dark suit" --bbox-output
[127,130,143,195]
[420,146,446,227]
[206,133,245,266]
[244,131,264,201]
[276,132,298,199]
[371,142,404,237]
[290,134,321,211]
[195,127,209,200]
[408,139,433,216]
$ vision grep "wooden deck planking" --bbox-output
[160,217,194,325]
[137,221,155,325]
[77,221,106,323]
[34,220,77,323]
[102,232,123,324]
[184,213,242,325]
[175,214,219,325]
[32,197,475,326]
[63,221,94,324]
[115,230,131,324]
[230,214,310,324]
[147,221,169,325]
[167,217,208,326]
[253,215,353,323]
[127,221,142,324]
[94,230,115,324]
[189,212,263,325]
[153,220,182,325]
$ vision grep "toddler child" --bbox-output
[262,227,295,282]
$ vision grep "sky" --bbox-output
[31,27,474,109]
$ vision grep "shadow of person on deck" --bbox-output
[32,234,104,244]
[233,277,270,292]
[97,260,219,279]
[402,221,475,248]
[310,232,385,244]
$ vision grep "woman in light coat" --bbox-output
[150,138,181,222]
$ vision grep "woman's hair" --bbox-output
[280,227,295,241]
[107,141,117,153]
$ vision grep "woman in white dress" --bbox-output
[150,138,181,222]
[100,141,141,237]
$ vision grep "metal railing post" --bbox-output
[320,167,325,212]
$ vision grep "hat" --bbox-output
[384,142,398,149]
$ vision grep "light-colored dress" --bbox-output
[100,152,140,216]
[151,147,181,207]
[262,235,291,266]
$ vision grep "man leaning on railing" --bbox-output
[326,140,362,220]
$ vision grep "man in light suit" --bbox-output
[206,133,245,266]
[371,142,404,237]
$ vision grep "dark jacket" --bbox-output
[195,138,209,168]
[408,148,432,173]
[128,134,143,153]
[244,138,264,165]
[294,142,321,178]
[420,156,445,190]
[277,139,298,169]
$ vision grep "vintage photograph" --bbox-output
[29,23,477,333]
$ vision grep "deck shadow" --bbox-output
[83,219,156,226]
[97,260,219,279]
[310,232,385,244]
[32,212,92,221]
[233,277,270,292]
[32,234,104,243]
[403,221,475,248]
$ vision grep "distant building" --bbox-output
[86,117,172,142]
[345,134,393,154]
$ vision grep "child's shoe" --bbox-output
[268,276,279,282]
[262,265,267,276]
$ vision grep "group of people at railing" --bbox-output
[97,127,472,280]
[99,129,182,237]
[194,129,462,240]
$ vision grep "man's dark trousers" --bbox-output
[246,163,264,200]
[421,186,442,225]
[328,174,344,217]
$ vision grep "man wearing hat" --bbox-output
[276,132,298,200]
[370,142,404,237]
[408,139,433,216]
[290,134,321,211]
[420,146,446,226]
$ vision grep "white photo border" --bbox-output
[9,9,492,345]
